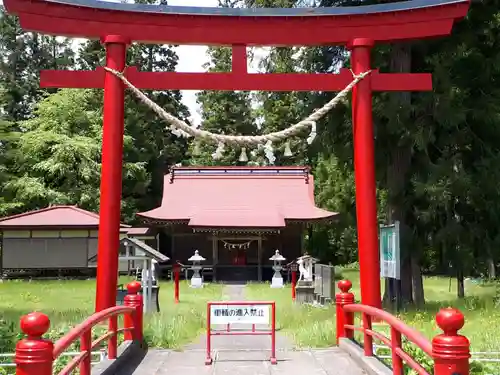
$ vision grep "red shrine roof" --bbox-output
[137,166,338,228]
[0,205,131,229]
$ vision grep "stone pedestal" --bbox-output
[191,265,203,288]
[295,280,315,304]
[271,276,284,288]
[191,276,203,288]
[271,264,284,288]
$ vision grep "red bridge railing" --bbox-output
[15,281,144,375]
[335,280,470,375]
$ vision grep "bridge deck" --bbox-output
[116,347,367,375]
[103,285,368,375]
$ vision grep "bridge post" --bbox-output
[432,308,470,375]
[291,263,297,301]
[124,281,144,342]
[335,280,355,344]
[15,312,53,375]
[174,263,181,303]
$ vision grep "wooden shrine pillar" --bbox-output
[170,233,175,281]
[300,227,305,252]
[212,235,218,282]
[257,236,262,282]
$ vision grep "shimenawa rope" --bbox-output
[103,67,370,150]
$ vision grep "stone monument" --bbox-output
[295,253,318,304]
[188,250,205,288]
[313,262,335,304]
[269,250,286,288]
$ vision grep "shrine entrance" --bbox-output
[3,0,470,312]
[231,249,247,266]
[215,236,256,282]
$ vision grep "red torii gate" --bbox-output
[4,0,469,312]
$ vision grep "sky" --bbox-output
[67,0,268,125]
[168,0,219,124]
[166,0,269,125]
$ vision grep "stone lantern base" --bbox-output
[271,275,284,288]
[190,276,203,288]
[295,280,315,304]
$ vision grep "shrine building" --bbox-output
[138,166,338,282]
[0,205,155,277]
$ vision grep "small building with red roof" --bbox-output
[0,205,145,274]
[138,166,338,282]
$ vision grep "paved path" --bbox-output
[109,284,367,375]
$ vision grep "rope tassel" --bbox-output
[212,142,225,160]
[284,142,293,157]
[192,141,201,156]
[306,121,317,145]
[239,148,248,162]
[264,140,276,165]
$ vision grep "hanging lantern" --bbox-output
[284,142,293,157]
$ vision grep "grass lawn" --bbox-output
[0,278,224,352]
[245,269,499,357]
[0,271,498,373]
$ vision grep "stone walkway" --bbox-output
[109,284,367,375]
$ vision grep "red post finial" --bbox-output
[337,279,353,293]
[127,281,142,295]
[20,312,50,337]
[436,307,464,335]
[432,308,470,375]
[16,312,53,375]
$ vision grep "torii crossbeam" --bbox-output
[4,0,470,312]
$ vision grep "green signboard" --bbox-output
[379,221,400,280]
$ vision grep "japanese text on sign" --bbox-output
[380,221,401,280]
[210,304,270,325]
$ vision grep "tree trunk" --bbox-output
[400,250,413,304]
[487,256,496,279]
[384,42,421,305]
[457,265,465,298]
[411,252,425,307]
[382,278,391,306]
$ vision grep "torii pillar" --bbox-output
[96,36,129,312]
[349,38,382,309]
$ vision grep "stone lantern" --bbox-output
[269,250,286,288]
[188,250,205,288]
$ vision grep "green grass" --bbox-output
[245,282,337,347]
[0,272,498,374]
[0,278,224,351]
[245,270,499,374]
[245,269,499,351]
